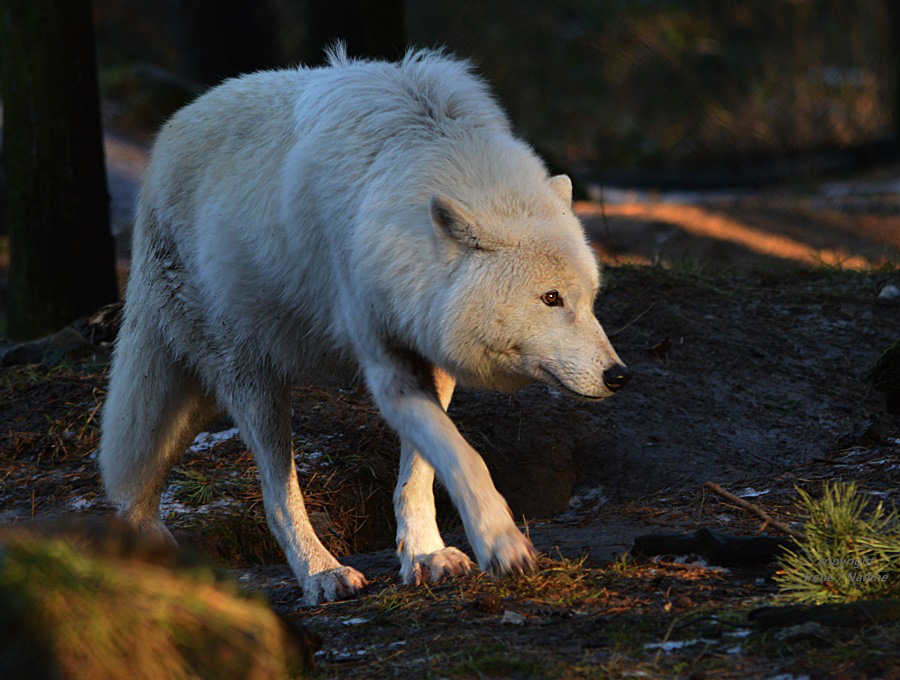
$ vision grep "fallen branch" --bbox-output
[611,302,655,337]
[704,481,805,540]
[632,527,794,566]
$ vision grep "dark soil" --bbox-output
[2,183,899,677]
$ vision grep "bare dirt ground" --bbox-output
[2,159,899,677]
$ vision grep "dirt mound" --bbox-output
[455,266,899,512]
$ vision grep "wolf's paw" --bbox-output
[400,546,475,585]
[302,566,368,605]
[482,527,537,578]
[122,512,178,548]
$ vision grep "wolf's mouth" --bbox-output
[539,366,606,401]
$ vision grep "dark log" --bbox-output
[632,527,795,566]
[750,599,900,629]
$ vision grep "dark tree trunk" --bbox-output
[306,0,407,65]
[0,0,118,340]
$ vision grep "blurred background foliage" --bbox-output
[92,0,898,179]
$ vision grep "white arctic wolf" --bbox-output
[99,46,630,605]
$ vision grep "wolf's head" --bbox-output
[434,174,629,399]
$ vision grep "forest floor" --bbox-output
[1,152,900,678]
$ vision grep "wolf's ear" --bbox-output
[550,174,573,205]
[431,195,491,252]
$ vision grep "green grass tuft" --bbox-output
[775,482,900,604]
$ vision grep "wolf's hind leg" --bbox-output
[99,319,217,544]
[221,372,367,605]
[394,367,475,584]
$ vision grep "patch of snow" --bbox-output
[69,495,96,510]
[650,555,731,573]
[738,487,770,498]
[159,487,191,516]
[189,428,239,453]
[194,498,238,514]
[341,617,370,626]
[323,647,370,660]
[294,449,331,474]
[644,639,703,652]
[501,610,525,625]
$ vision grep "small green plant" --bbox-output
[608,550,636,577]
[775,482,900,604]
[174,468,221,507]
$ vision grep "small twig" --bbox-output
[653,617,679,666]
[704,481,805,540]
[612,302,656,337]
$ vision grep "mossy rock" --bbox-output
[0,518,318,679]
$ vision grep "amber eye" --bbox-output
[541,290,563,307]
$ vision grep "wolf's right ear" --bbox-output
[431,195,491,252]
[549,174,573,205]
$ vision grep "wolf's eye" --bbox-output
[541,290,563,307]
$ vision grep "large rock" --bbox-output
[0,303,122,367]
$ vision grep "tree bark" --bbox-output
[0,0,118,340]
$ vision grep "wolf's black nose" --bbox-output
[603,364,631,392]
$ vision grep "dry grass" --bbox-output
[0,362,107,463]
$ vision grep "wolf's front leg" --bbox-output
[367,358,536,578]
[395,442,475,584]
[394,366,474,584]
[224,376,367,605]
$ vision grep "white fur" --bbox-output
[99,47,624,605]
